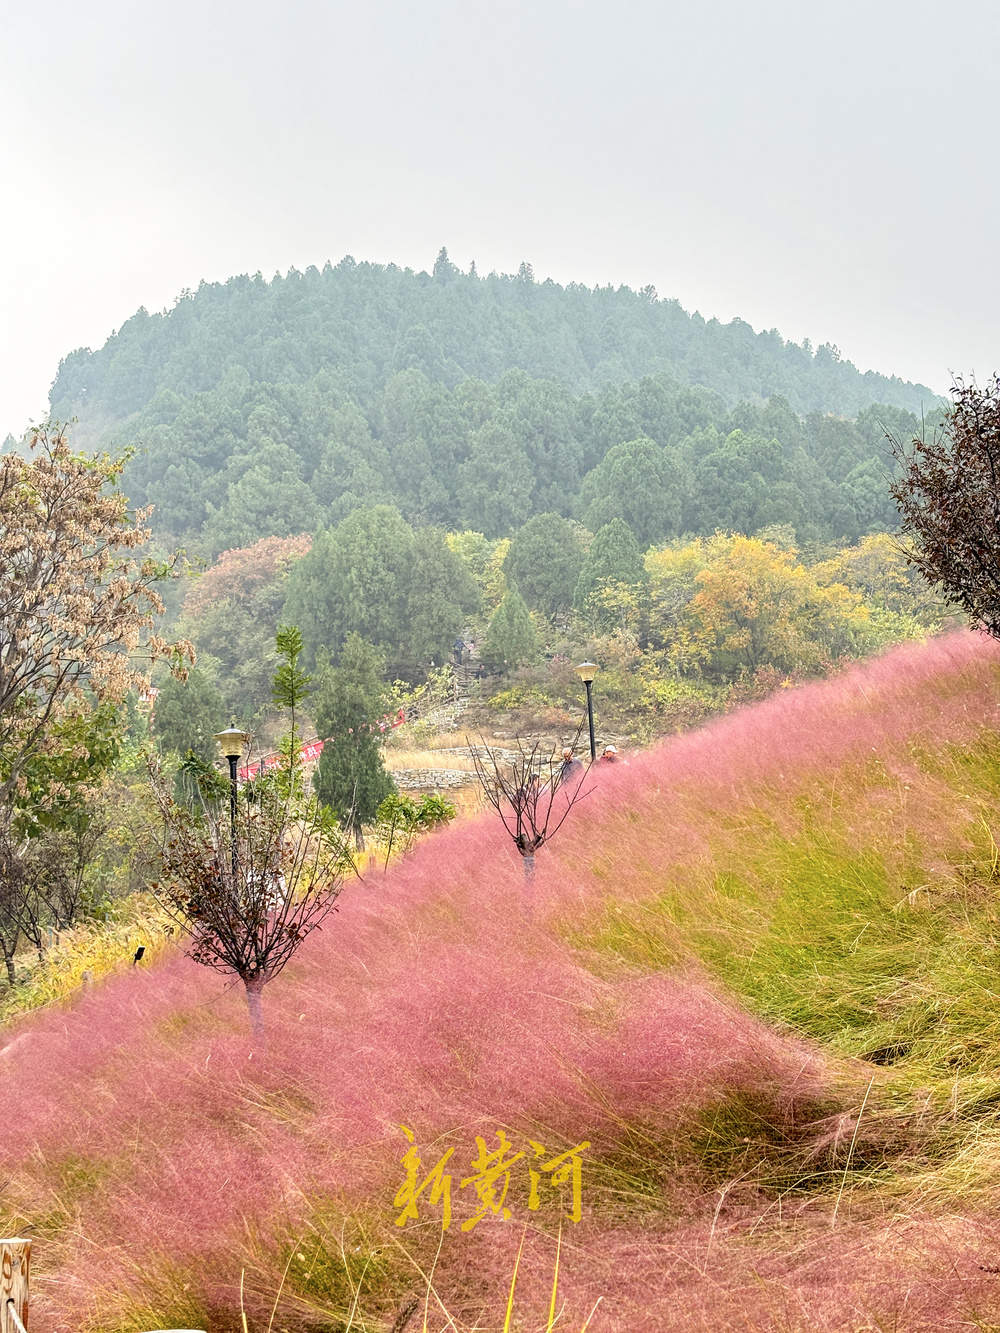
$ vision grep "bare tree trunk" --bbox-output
[522,852,535,881]
[244,974,266,1045]
[2,948,15,987]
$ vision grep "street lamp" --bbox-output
[575,662,599,761]
[214,723,249,877]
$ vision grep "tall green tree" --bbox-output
[574,518,647,618]
[313,634,396,843]
[402,526,480,671]
[283,506,414,666]
[152,667,226,766]
[481,587,539,673]
[282,507,473,676]
[504,513,586,618]
[576,437,683,547]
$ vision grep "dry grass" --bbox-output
[384,747,478,773]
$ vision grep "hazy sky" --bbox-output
[3,0,997,437]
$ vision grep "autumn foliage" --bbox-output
[0,425,190,807]
[182,533,312,619]
[891,374,1000,638]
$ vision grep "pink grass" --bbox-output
[3,630,1000,1329]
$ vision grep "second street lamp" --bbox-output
[214,723,249,878]
[575,662,599,762]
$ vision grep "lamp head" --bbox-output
[575,661,598,684]
[213,723,249,760]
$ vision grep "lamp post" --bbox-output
[214,723,248,878]
[575,662,599,762]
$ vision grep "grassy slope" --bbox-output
[6,632,1000,1330]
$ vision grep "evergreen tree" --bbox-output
[282,506,413,666]
[574,518,647,618]
[481,587,538,673]
[313,634,396,843]
[402,526,480,672]
[505,513,585,618]
[576,437,683,547]
[433,246,458,283]
[152,667,226,765]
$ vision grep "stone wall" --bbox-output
[392,768,474,791]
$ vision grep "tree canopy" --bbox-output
[281,506,477,675]
[0,425,189,811]
[44,256,943,556]
[890,377,1000,638]
[481,588,539,673]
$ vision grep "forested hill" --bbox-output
[53,252,935,426]
[45,251,944,554]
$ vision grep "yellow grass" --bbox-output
[0,893,174,1027]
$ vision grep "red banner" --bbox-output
[238,707,407,781]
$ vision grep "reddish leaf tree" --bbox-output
[890,376,1000,636]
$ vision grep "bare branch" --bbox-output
[468,730,591,878]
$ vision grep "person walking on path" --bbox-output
[558,746,584,785]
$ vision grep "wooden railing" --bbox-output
[1,1240,205,1332]
[1,1241,29,1333]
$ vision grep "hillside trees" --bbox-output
[282,506,477,674]
[889,377,1000,638]
[456,422,534,536]
[504,514,586,618]
[49,259,937,437]
[152,667,226,768]
[683,428,821,538]
[574,519,648,628]
[404,527,480,665]
[446,531,509,618]
[203,442,321,555]
[576,437,683,546]
[47,256,942,554]
[670,535,874,679]
[177,534,311,724]
[812,533,943,633]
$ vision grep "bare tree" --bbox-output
[469,735,590,881]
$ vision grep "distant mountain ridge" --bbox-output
[42,252,945,554]
[50,251,937,427]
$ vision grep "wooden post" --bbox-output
[0,1239,30,1333]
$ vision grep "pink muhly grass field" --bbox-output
[3,630,1000,1329]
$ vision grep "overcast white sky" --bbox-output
[2,0,997,437]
